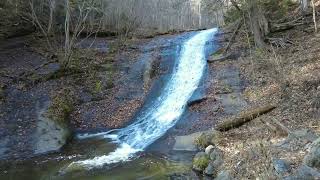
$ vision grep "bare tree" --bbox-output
[301,0,310,14]
[311,0,318,33]
[247,0,268,49]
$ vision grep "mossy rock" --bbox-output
[47,89,74,126]
[193,152,210,172]
[194,130,222,149]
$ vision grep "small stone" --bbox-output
[215,170,233,180]
[193,152,210,172]
[272,158,292,175]
[205,145,215,155]
[304,138,320,169]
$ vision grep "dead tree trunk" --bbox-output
[301,0,310,14]
[247,0,269,49]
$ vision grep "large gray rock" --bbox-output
[215,170,233,180]
[272,158,292,175]
[204,148,224,177]
[304,138,320,169]
[204,162,218,176]
[210,148,224,162]
[204,159,224,177]
[284,165,320,180]
[194,130,222,149]
[276,129,318,151]
[33,100,70,155]
[193,152,210,172]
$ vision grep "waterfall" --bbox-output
[66,28,218,170]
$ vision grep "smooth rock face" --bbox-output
[173,132,203,151]
[33,100,70,155]
[205,145,215,155]
[272,158,292,175]
[304,138,320,169]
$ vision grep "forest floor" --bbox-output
[204,19,320,179]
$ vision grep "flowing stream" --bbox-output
[67,28,218,171]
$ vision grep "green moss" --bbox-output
[193,153,210,171]
[194,131,222,149]
[47,89,74,126]
[94,80,103,93]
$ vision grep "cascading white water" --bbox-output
[67,28,218,170]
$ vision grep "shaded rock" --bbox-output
[173,132,203,151]
[272,158,292,175]
[277,129,318,150]
[304,138,320,169]
[193,152,210,172]
[292,129,318,142]
[210,148,224,162]
[194,130,222,149]
[204,162,219,176]
[205,145,215,155]
[215,170,233,180]
[204,157,224,177]
[33,100,71,155]
[284,165,320,180]
[187,97,208,107]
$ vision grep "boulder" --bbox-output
[215,170,233,180]
[204,159,224,177]
[272,158,292,175]
[304,138,320,169]
[194,130,222,149]
[193,152,210,172]
[277,129,318,151]
[204,162,218,176]
[204,148,224,177]
[284,165,320,180]
[210,148,224,162]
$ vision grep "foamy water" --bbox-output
[67,28,218,170]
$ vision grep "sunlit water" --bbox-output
[67,28,218,170]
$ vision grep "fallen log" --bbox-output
[187,97,209,107]
[207,52,240,63]
[216,105,276,131]
[207,53,232,63]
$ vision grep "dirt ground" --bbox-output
[206,20,320,179]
